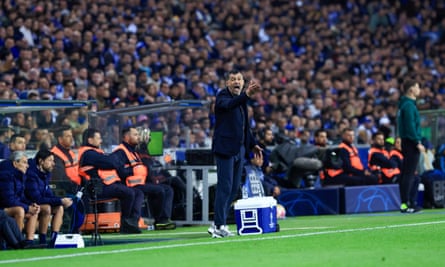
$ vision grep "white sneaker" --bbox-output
[211,225,236,238]
[222,225,235,237]
[207,224,216,236]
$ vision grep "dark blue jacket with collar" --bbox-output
[25,158,62,206]
[79,144,120,181]
[0,160,32,213]
[212,88,257,157]
[0,142,10,159]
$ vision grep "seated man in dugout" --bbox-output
[113,127,176,230]
[136,127,186,220]
[51,126,82,233]
[79,128,144,234]
[25,149,73,248]
[0,151,40,247]
[323,128,379,186]
[368,132,400,184]
[51,125,82,195]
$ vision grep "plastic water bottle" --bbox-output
[75,191,83,199]
[417,182,425,207]
[242,184,249,199]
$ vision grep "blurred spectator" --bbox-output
[356,115,378,145]
[314,129,329,148]
[27,128,51,151]
[0,126,14,159]
[65,109,88,146]
[0,133,26,161]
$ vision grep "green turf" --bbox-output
[1,209,444,267]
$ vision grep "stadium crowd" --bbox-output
[0,0,444,149]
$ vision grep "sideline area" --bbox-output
[1,209,444,266]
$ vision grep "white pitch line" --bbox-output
[106,226,332,238]
[1,220,444,265]
[282,226,332,230]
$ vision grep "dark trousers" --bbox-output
[400,138,421,207]
[163,176,186,204]
[135,183,173,223]
[380,174,399,184]
[214,146,245,227]
[0,210,23,249]
[99,182,144,219]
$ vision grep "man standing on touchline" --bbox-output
[397,80,425,213]
[209,69,262,238]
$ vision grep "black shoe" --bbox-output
[20,240,34,249]
[120,217,142,234]
[19,240,47,249]
[120,225,142,234]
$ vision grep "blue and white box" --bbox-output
[54,234,85,248]
[234,196,277,235]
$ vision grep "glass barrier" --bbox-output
[87,100,213,225]
[0,100,94,159]
[419,109,445,148]
[87,100,211,163]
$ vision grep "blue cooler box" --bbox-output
[234,197,277,235]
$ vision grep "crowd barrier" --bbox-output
[278,184,402,216]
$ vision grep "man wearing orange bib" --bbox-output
[79,128,143,234]
[324,128,378,186]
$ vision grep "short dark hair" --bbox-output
[225,69,242,80]
[9,133,24,144]
[0,127,13,136]
[257,127,271,140]
[121,126,135,137]
[314,128,327,137]
[35,148,53,164]
[63,79,74,86]
[82,128,100,145]
[402,80,418,94]
[372,131,385,140]
[342,127,354,134]
[53,125,72,139]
